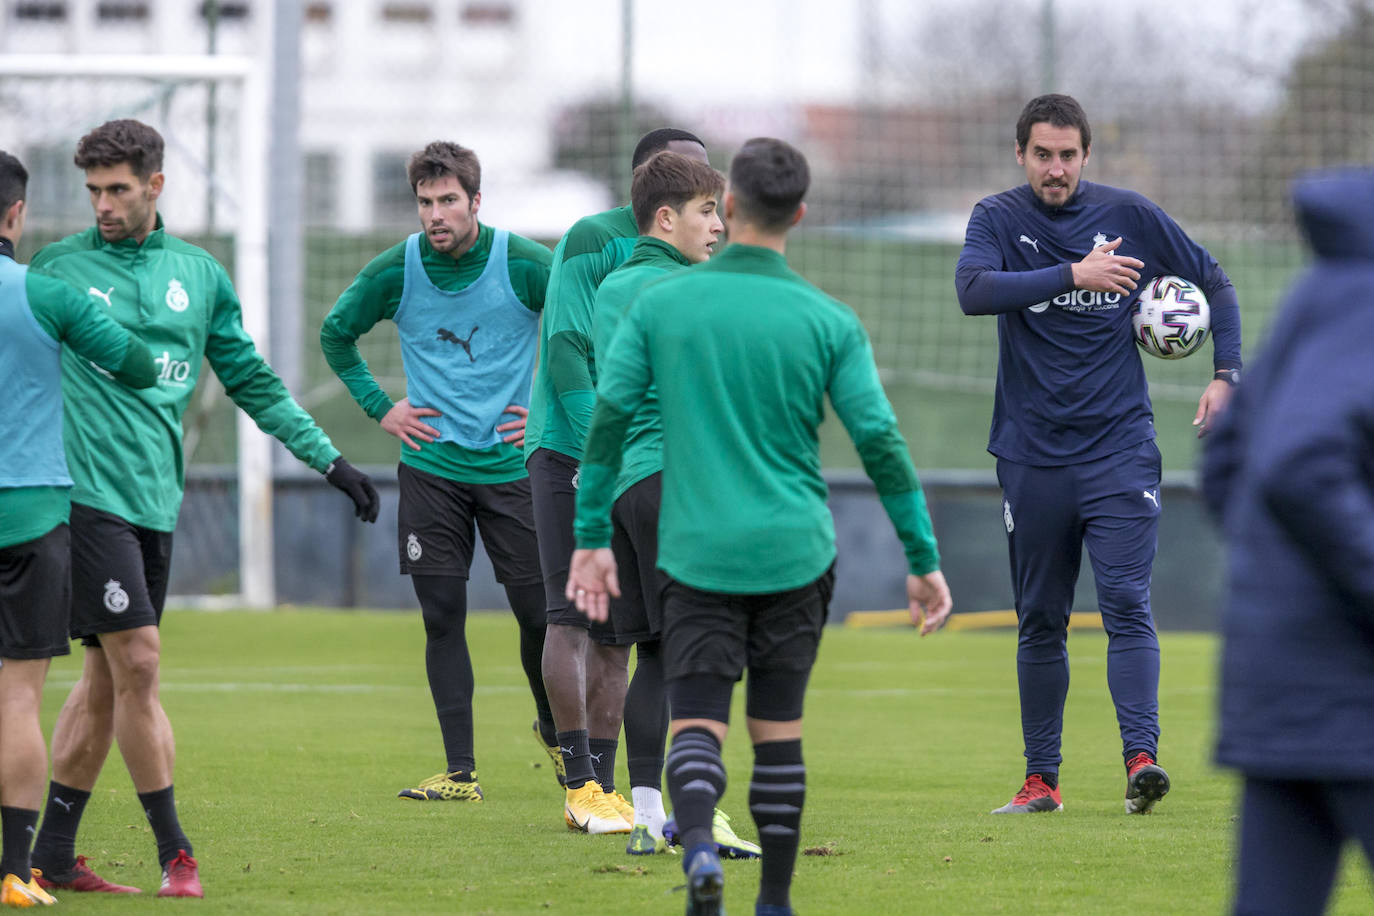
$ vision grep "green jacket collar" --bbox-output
[624,235,692,270]
[96,214,167,256]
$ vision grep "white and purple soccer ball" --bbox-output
[1131,275,1211,360]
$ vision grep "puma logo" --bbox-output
[560,745,576,757]
[88,286,114,307]
[437,326,479,362]
[53,797,73,812]
[1018,235,1040,253]
[589,753,603,764]
[1143,489,1159,508]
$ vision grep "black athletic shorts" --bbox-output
[396,463,542,585]
[608,472,665,645]
[662,566,834,683]
[527,447,617,643]
[69,502,174,645]
[0,523,73,659]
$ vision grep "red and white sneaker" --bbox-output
[990,774,1063,813]
[156,850,203,899]
[33,855,140,893]
[1124,752,1170,814]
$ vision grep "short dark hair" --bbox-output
[0,150,28,217]
[406,141,481,198]
[1016,93,1092,152]
[631,128,705,169]
[630,151,725,233]
[74,119,165,179]
[727,137,809,232]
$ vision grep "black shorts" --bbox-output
[69,502,174,645]
[662,566,834,683]
[0,523,73,659]
[527,448,617,643]
[396,463,542,585]
[608,473,665,645]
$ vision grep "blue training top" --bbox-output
[395,229,540,450]
[955,180,1242,466]
[0,254,70,488]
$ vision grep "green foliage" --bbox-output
[40,609,1374,913]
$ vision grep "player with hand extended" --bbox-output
[0,149,158,909]
[524,128,721,838]
[568,138,950,916]
[321,141,555,803]
[955,94,1242,816]
[26,120,378,900]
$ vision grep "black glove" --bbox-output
[325,458,380,523]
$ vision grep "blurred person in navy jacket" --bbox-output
[1202,166,1374,916]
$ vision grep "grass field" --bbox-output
[36,609,1373,914]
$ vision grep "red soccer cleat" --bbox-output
[156,850,203,899]
[33,855,141,893]
[990,773,1064,813]
[1125,751,1171,814]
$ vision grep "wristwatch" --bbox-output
[1213,368,1240,386]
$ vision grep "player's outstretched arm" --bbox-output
[566,548,620,623]
[324,457,380,523]
[1070,237,1144,295]
[908,570,952,635]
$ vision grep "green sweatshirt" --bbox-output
[575,243,940,594]
[591,236,690,499]
[319,223,551,483]
[33,218,340,532]
[524,204,638,461]
[0,262,157,548]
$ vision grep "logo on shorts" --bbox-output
[1143,489,1159,508]
[103,579,130,614]
[571,468,580,491]
[406,533,422,562]
[1003,499,1015,534]
[165,278,190,312]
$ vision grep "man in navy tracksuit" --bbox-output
[1203,167,1374,915]
[955,94,1242,815]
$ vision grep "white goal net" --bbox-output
[0,53,275,607]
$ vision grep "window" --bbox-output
[380,2,431,23]
[303,152,338,227]
[96,1,149,21]
[371,152,416,226]
[13,2,67,21]
[460,2,513,25]
[199,1,250,19]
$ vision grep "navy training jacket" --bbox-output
[1205,167,1374,780]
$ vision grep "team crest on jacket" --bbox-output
[406,533,422,562]
[165,278,190,312]
[1092,232,1109,249]
[103,579,130,613]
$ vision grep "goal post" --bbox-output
[0,52,275,608]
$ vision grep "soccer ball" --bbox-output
[1131,275,1210,360]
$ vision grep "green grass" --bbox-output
[38,610,1373,913]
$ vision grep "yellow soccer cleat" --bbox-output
[625,823,667,855]
[398,770,484,801]
[563,781,632,834]
[1,872,56,907]
[606,790,635,824]
[532,720,566,788]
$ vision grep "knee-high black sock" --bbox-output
[624,640,669,791]
[750,739,805,909]
[504,581,556,746]
[137,786,191,868]
[30,782,90,874]
[413,575,476,773]
[0,807,39,881]
[666,727,725,852]
[589,738,619,793]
